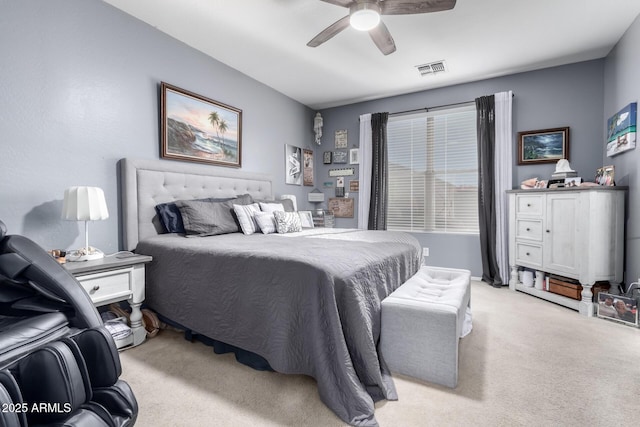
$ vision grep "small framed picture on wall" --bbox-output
[349,149,359,164]
[323,151,332,164]
[285,144,302,185]
[303,149,313,186]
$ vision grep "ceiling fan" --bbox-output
[307,0,456,55]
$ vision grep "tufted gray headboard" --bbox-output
[120,158,273,251]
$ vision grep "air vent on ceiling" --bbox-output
[416,61,447,76]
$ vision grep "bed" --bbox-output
[120,158,422,426]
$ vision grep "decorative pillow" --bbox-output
[233,203,261,235]
[273,210,302,234]
[230,193,254,206]
[155,197,216,234]
[280,198,296,212]
[155,193,252,233]
[259,202,286,214]
[254,212,277,234]
[176,199,240,237]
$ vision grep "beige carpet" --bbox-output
[120,281,640,426]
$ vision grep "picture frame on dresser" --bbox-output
[517,127,569,165]
[595,165,615,186]
[161,82,242,168]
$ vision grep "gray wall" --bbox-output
[318,60,605,276]
[604,13,640,287]
[0,0,314,253]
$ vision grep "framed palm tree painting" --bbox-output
[161,82,242,167]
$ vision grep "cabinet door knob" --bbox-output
[526,227,530,231]
[546,230,550,233]
[92,285,100,291]
[527,203,531,207]
[526,252,530,256]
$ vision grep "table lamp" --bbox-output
[62,186,109,261]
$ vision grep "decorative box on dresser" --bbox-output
[64,254,152,348]
[507,187,626,317]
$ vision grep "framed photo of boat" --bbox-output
[161,82,242,167]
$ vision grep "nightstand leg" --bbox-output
[129,301,146,346]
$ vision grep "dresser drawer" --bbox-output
[516,218,543,241]
[75,268,134,306]
[516,195,543,216]
[515,242,543,269]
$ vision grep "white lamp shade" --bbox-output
[62,186,109,221]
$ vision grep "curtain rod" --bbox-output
[390,92,515,117]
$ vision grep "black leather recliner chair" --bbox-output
[0,220,138,426]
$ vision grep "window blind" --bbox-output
[387,104,479,234]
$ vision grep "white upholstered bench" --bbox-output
[380,266,471,388]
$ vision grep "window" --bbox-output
[387,104,478,234]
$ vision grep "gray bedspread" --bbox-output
[136,228,422,426]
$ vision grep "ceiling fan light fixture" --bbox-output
[350,3,381,31]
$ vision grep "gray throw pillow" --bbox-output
[176,194,253,237]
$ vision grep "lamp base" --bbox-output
[66,248,105,262]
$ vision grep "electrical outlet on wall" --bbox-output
[423,247,429,257]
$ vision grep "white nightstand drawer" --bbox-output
[76,268,134,306]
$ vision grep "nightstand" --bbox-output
[64,254,152,349]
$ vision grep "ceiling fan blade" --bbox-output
[381,0,456,15]
[369,20,396,55]
[319,0,353,7]
[307,15,351,47]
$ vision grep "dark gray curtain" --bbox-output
[368,112,388,230]
[476,96,502,287]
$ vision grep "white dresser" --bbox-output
[507,187,626,317]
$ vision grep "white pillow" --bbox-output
[274,210,302,234]
[259,202,286,214]
[254,212,277,234]
[233,203,261,235]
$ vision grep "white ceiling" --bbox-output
[103,0,640,110]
